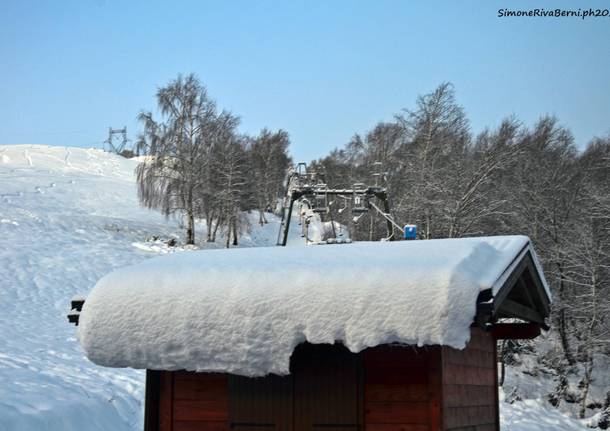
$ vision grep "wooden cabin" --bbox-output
[70,237,551,431]
[145,329,498,431]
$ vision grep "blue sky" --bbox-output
[2,0,609,162]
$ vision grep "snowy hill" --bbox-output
[0,145,595,430]
[0,145,293,430]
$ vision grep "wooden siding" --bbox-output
[292,344,363,431]
[441,328,499,431]
[229,344,362,431]
[229,373,293,431]
[363,346,442,431]
[148,337,500,431]
[156,371,229,431]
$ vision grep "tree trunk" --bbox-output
[211,216,222,242]
[232,217,238,246]
[225,219,232,248]
[580,271,599,419]
[186,210,195,245]
[580,355,593,418]
[598,393,610,429]
[557,307,575,365]
[556,262,576,365]
[205,211,213,242]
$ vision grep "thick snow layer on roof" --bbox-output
[78,235,544,377]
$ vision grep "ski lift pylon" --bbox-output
[312,184,329,214]
[352,183,368,215]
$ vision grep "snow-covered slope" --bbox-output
[0,145,292,431]
[0,145,595,430]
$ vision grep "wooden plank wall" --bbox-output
[292,343,363,431]
[150,338,499,431]
[441,328,498,431]
[363,346,441,431]
[229,374,293,431]
[158,371,229,431]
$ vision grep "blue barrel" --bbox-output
[404,224,417,240]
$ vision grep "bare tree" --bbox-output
[394,82,471,239]
[311,83,610,419]
[443,118,522,238]
[213,136,249,247]
[565,138,610,417]
[248,129,292,225]
[135,74,238,244]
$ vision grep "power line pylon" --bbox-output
[104,127,129,154]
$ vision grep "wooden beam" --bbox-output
[492,250,551,319]
[144,370,161,431]
[67,312,79,326]
[492,246,529,309]
[71,298,85,312]
[522,258,551,316]
[497,299,545,324]
[492,323,541,340]
[516,277,536,311]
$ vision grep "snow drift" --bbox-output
[78,235,545,377]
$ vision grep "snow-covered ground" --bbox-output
[0,145,297,430]
[0,144,599,430]
[500,335,610,430]
[500,389,592,431]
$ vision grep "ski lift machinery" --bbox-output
[276,162,412,246]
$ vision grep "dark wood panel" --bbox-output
[365,424,429,431]
[444,385,496,408]
[365,402,430,424]
[174,376,229,401]
[491,323,540,340]
[364,347,429,366]
[364,346,439,429]
[174,371,228,381]
[365,384,428,402]
[160,372,174,431]
[174,400,229,422]
[458,329,493,354]
[442,365,495,386]
[229,373,292,431]
[441,328,499,431]
[145,370,161,431]
[427,348,442,431]
[174,421,229,431]
[444,406,496,429]
[492,340,500,431]
[293,343,362,431]
[366,367,429,385]
[443,348,495,368]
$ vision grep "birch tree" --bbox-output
[249,129,292,225]
[213,136,248,247]
[135,74,238,244]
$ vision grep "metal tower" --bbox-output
[104,127,129,154]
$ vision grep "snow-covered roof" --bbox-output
[77,235,549,377]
